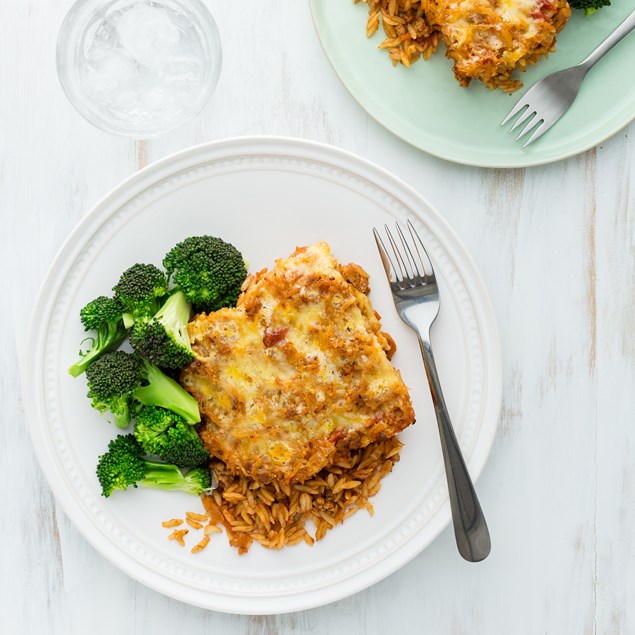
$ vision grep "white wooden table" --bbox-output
[3,1,634,633]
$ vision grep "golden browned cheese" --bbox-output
[423,0,571,91]
[181,242,415,484]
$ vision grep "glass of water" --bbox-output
[57,0,222,138]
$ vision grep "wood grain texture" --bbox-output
[2,0,634,633]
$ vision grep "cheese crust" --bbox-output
[424,0,571,91]
[181,243,415,483]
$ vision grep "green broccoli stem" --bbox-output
[140,461,208,495]
[156,290,192,345]
[112,398,132,429]
[134,360,201,424]
[68,323,127,377]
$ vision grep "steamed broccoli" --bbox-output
[96,434,213,497]
[163,236,248,313]
[569,0,610,15]
[84,351,200,428]
[130,290,195,369]
[113,263,168,326]
[134,406,209,467]
[68,296,127,377]
[85,351,144,428]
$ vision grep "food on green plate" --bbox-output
[569,0,610,16]
[96,434,213,498]
[355,0,588,92]
[85,350,200,429]
[68,296,127,377]
[358,0,440,65]
[133,405,209,467]
[426,0,571,92]
[163,235,248,313]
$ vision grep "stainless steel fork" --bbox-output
[502,9,635,147]
[374,220,491,562]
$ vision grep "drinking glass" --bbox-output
[57,0,222,138]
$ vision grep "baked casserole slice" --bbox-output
[180,242,415,484]
[423,0,571,91]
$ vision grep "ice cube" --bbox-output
[139,86,174,112]
[84,48,137,98]
[115,90,137,108]
[117,5,180,69]
[163,57,203,88]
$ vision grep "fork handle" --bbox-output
[418,335,491,562]
[580,10,635,70]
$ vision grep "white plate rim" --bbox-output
[23,136,502,614]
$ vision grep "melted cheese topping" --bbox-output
[181,243,415,483]
[424,0,571,90]
[501,0,541,35]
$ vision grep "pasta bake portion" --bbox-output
[357,0,571,91]
[424,0,571,90]
[181,242,415,484]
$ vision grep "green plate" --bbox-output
[310,0,635,167]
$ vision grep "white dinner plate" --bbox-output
[24,137,501,614]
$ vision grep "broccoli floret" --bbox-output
[133,405,175,452]
[68,296,127,377]
[85,351,144,429]
[157,424,209,467]
[79,295,124,331]
[130,290,195,369]
[569,0,610,15]
[134,406,209,467]
[178,467,213,494]
[113,263,168,325]
[163,236,248,313]
[85,351,200,428]
[95,434,146,496]
[96,434,213,497]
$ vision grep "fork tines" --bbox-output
[373,220,434,289]
[501,94,548,148]
[502,106,545,144]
